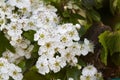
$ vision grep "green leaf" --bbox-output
[78,58,86,67]
[99,30,120,65]
[0,31,15,56]
[66,67,81,80]
[32,42,39,53]
[78,26,86,36]
[45,68,67,80]
[71,13,85,20]
[106,31,120,55]
[62,10,70,18]
[98,31,110,65]
[31,42,39,58]
[23,30,36,42]
[9,77,14,80]
[23,69,48,80]
[87,9,101,22]
[25,57,37,70]
[100,48,108,65]
[18,60,26,72]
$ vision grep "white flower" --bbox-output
[10,37,30,49]
[2,50,24,63]
[49,57,61,73]
[79,39,94,56]
[59,34,73,47]
[58,23,80,41]
[8,64,23,80]
[38,42,55,58]
[48,56,66,73]
[68,42,81,56]
[7,0,31,10]
[0,57,23,80]
[69,56,78,66]
[30,0,44,11]
[22,18,37,31]
[6,22,23,40]
[0,17,6,31]
[3,39,34,62]
[59,48,78,66]
[0,73,9,80]
[80,75,97,80]
[67,28,80,41]
[32,8,59,27]
[82,65,97,76]
[2,50,15,62]
[0,0,5,6]
[0,3,14,16]
[84,38,94,53]
[68,77,74,80]
[7,13,20,22]
[75,24,81,29]
[59,48,73,62]
[36,55,50,75]
[34,28,49,45]
[0,58,9,74]
[57,24,73,34]
[79,44,89,56]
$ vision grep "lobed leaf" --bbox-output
[106,30,120,55]
[98,31,110,65]
[99,30,120,65]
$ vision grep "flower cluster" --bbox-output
[35,30,94,75]
[33,2,94,75]
[0,0,96,79]
[80,65,102,80]
[0,58,23,80]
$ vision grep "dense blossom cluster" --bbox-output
[0,0,102,80]
[0,58,23,80]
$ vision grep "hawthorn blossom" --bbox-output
[80,65,103,80]
[48,56,66,73]
[34,28,49,45]
[36,55,50,75]
[80,38,94,56]
[0,0,95,77]
[80,75,97,80]
[0,58,23,80]
[6,22,23,41]
[7,0,31,10]
[68,78,74,80]
[82,65,97,76]
[8,64,23,80]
